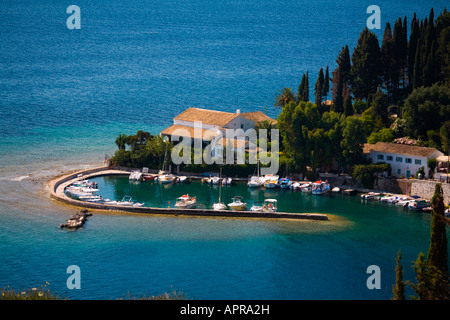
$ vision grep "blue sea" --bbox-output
[0,0,448,300]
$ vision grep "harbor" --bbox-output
[48,166,329,221]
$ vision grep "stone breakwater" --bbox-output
[47,166,328,221]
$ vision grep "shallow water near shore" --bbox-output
[1,0,449,300]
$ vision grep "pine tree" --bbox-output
[392,250,406,300]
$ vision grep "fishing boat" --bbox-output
[250,201,264,212]
[312,181,330,195]
[264,175,279,189]
[279,178,292,189]
[227,196,247,211]
[175,194,197,209]
[248,160,264,188]
[263,199,277,212]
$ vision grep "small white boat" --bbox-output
[72,180,98,189]
[312,181,330,195]
[290,182,300,190]
[222,177,232,185]
[228,196,247,211]
[108,196,144,207]
[177,176,187,183]
[263,199,277,212]
[129,170,142,181]
[250,201,264,212]
[445,209,450,218]
[210,176,221,185]
[248,176,264,188]
[361,192,381,200]
[332,187,340,192]
[175,194,197,209]
[408,200,429,211]
[213,202,227,210]
[264,175,279,189]
[300,183,312,193]
[158,174,176,184]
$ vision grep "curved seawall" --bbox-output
[47,166,328,221]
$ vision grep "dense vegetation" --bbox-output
[112,7,449,180]
[276,7,450,177]
[392,184,449,300]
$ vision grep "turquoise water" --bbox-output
[0,0,448,300]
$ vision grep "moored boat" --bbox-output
[175,194,197,209]
[312,181,330,195]
[250,201,264,212]
[263,199,277,212]
[228,196,247,211]
[264,175,279,189]
[279,178,292,189]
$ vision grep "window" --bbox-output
[377,154,384,160]
[396,157,402,162]
[415,159,422,165]
[397,169,401,175]
[387,155,393,161]
[405,158,412,163]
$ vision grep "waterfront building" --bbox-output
[364,142,444,178]
[161,107,276,151]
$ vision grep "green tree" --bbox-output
[392,250,406,300]
[403,84,450,140]
[351,28,381,100]
[323,65,330,101]
[428,183,448,276]
[341,116,365,170]
[315,68,325,112]
[408,13,420,87]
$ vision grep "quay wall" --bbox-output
[48,166,328,221]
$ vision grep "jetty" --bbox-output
[48,166,329,221]
[60,209,92,230]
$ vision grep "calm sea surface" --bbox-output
[0,0,448,300]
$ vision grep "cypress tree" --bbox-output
[392,250,406,300]
[298,74,306,102]
[412,39,422,89]
[323,65,330,100]
[351,28,381,100]
[408,14,419,86]
[423,41,437,86]
[315,68,325,112]
[428,183,448,276]
[303,71,309,102]
[381,22,394,98]
[344,96,353,116]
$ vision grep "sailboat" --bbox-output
[248,160,264,188]
[213,167,227,210]
[157,138,176,184]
